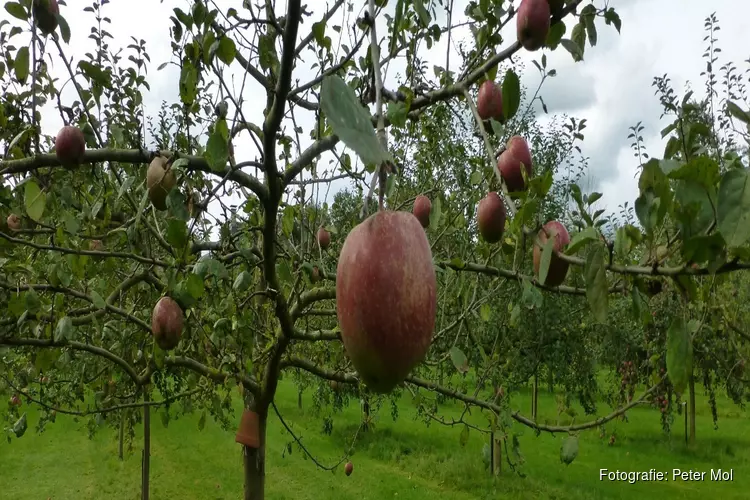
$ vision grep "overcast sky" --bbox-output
[4,0,749,228]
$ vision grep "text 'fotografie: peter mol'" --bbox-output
[600,469,734,483]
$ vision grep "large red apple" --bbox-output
[55,125,86,167]
[477,192,506,243]
[336,211,437,393]
[517,0,551,51]
[317,227,331,250]
[151,296,184,350]
[477,80,503,121]
[532,221,570,286]
[412,195,432,228]
[496,136,533,193]
[33,0,59,36]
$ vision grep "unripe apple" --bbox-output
[476,192,506,243]
[336,211,437,393]
[55,125,86,167]
[33,0,59,36]
[151,296,184,351]
[517,0,551,52]
[7,214,21,232]
[532,220,570,286]
[317,227,331,250]
[345,461,353,476]
[412,195,432,229]
[496,136,533,193]
[476,80,503,121]
[146,156,177,211]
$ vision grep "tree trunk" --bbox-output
[492,437,502,476]
[141,391,151,500]
[361,397,371,431]
[547,367,554,393]
[118,412,125,460]
[243,410,268,500]
[532,372,538,420]
[297,390,302,410]
[688,372,696,445]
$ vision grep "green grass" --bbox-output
[1,379,749,500]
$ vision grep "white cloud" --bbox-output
[3,0,748,230]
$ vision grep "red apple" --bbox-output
[412,195,432,229]
[517,0,551,52]
[55,125,86,167]
[336,211,437,393]
[345,461,354,476]
[33,0,59,36]
[146,156,177,210]
[496,136,533,193]
[7,214,21,232]
[151,296,184,351]
[476,192,506,243]
[89,239,104,252]
[311,266,322,283]
[317,227,331,250]
[10,395,21,406]
[532,221,570,286]
[477,80,503,121]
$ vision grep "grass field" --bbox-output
[1,377,748,500]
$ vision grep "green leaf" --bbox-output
[186,273,205,299]
[545,21,566,50]
[560,436,579,465]
[413,0,431,27]
[479,303,491,322]
[193,258,228,280]
[14,46,29,83]
[24,180,46,222]
[276,260,293,284]
[387,102,408,128]
[666,316,692,394]
[90,291,106,310]
[449,347,469,374]
[521,278,543,309]
[565,226,599,255]
[727,101,750,125]
[179,61,198,105]
[559,39,582,62]
[165,218,189,249]
[537,238,554,286]
[571,22,586,58]
[217,36,236,65]
[312,20,326,45]
[57,14,71,43]
[12,413,27,438]
[204,124,229,172]
[320,75,391,167]
[501,69,520,121]
[4,3,27,21]
[585,246,608,323]
[604,8,621,33]
[54,316,74,341]
[233,270,253,293]
[717,168,750,248]
[459,424,469,447]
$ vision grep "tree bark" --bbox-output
[297,390,302,410]
[688,372,696,445]
[243,410,268,500]
[141,391,151,500]
[532,372,538,420]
